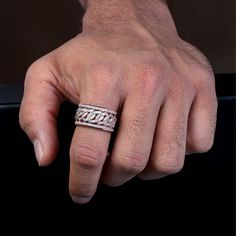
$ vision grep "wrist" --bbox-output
[81,0,174,34]
[82,0,140,33]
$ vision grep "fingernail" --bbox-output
[33,140,43,166]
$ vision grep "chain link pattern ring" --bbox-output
[75,103,117,132]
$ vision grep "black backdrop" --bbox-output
[0,77,235,234]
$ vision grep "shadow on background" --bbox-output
[0,76,235,234]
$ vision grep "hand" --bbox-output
[19,0,217,204]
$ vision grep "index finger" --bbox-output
[69,93,119,204]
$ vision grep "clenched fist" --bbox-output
[19,0,217,204]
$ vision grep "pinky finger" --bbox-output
[186,81,218,154]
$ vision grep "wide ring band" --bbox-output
[75,103,117,132]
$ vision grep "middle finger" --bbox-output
[102,82,164,186]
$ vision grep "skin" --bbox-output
[19,0,218,204]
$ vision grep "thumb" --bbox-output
[19,61,63,166]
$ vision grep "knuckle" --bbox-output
[137,64,161,96]
[158,160,184,175]
[115,151,146,175]
[168,77,184,99]
[195,69,215,91]
[188,108,217,154]
[26,62,38,79]
[208,103,218,135]
[155,154,184,175]
[88,64,121,96]
[128,113,148,138]
[140,63,160,79]
[25,59,49,81]
[189,136,214,153]
[19,109,35,135]
[173,119,187,147]
[196,77,213,92]
[164,119,186,152]
[210,102,218,131]
[25,63,37,81]
[182,41,213,73]
[70,142,101,169]
[154,135,185,175]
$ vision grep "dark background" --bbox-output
[0,92,235,234]
[0,0,235,234]
[0,0,235,85]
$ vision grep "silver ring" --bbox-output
[75,103,117,132]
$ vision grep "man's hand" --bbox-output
[19,0,217,204]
